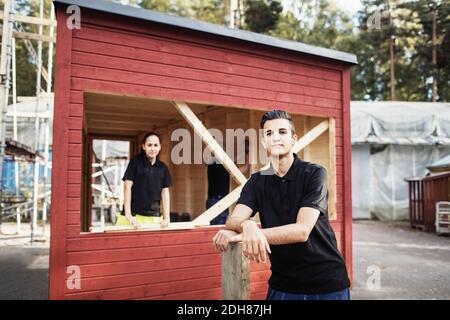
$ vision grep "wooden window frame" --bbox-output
[84,101,337,233]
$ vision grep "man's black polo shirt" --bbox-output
[237,154,350,294]
[122,152,173,216]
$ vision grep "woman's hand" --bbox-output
[160,219,170,228]
[126,214,140,229]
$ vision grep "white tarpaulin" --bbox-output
[351,102,450,221]
[6,97,53,149]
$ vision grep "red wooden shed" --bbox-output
[50,0,357,300]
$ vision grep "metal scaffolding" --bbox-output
[0,0,55,243]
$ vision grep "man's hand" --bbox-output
[160,219,170,228]
[126,214,141,229]
[241,220,271,263]
[212,229,241,252]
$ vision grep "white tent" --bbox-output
[351,101,450,221]
[6,97,53,149]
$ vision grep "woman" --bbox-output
[116,132,172,229]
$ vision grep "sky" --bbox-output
[282,0,363,15]
[331,0,363,15]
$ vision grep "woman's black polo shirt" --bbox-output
[122,152,173,216]
[236,154,350,294]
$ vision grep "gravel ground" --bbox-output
[351,220,450,300]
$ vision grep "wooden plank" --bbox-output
[89,222,195,233]
[328,117,337,220]
[149,287,221,300]
[342,69,353,284]
[71,64,341,110]
[68,130,82,144]
[173,101,247,185]
[73,19,344,78]
[0,11,56,26]
[67,241,217,265]
[250,270,272,282]
[48,5,72,300]
[66,276,221,300]
[85,110,176,122]
[71,77,342,119]
[192,186,243,226]
[67,211,80,225]
[66,227,220,252]
[65,264,221,293]
[13,31,56,43]
[222,242,250,300]
[71,47,342,101]
[293,120,329,154]
[69,254,220,279]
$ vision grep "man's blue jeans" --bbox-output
[206,195,229,225]
[266,287,350,300]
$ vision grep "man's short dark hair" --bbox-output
[260,109,296,133]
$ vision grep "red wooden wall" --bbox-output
[49,5,353,300]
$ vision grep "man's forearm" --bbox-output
[225,216,248,233]
[262,223,309,245]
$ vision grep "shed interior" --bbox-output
[81,91,337,232]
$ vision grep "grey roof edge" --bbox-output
[54,0,358,65]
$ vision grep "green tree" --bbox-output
[191,0,228,25]
[399,0,450,101]
[243,0,283,33]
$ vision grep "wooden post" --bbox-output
[222,242,250,300]
[328,117,337,220]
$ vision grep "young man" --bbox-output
[212,110,350,300]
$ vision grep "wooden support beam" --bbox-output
[193,119,330,226]
[192,185,243,226]
[90,221,195,233]
[172,101,247,185]
[222,242,250,300]
[328,117,337,220]
[293,119,329,154]
[13,31,56,43]
[0,11,57,26]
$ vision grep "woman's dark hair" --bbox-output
[141,131,161,145]
[260,109,295,133]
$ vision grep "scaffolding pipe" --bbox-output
[100,140,107,228]
[42,2,55,238]
[12,35,21,235]
[31,0,45,244]
[0,0,14,234]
